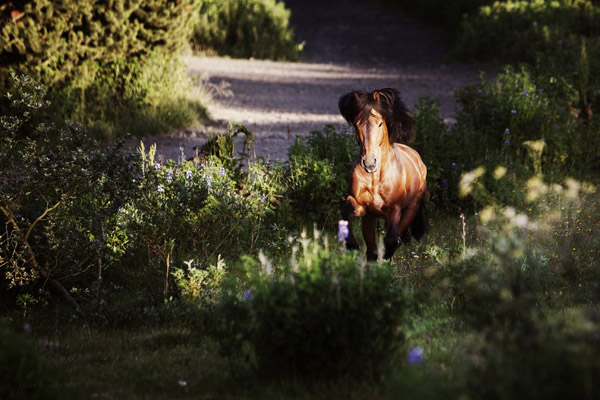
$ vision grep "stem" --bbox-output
[1,205,87,320]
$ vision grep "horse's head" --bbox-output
[338,88,414,174]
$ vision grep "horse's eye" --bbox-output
[378,122,383,127]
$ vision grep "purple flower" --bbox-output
[504,128,510,135]
[219,167,225,176]
[442,178,449,190]
[243,290,253,301]
[523,89,529,95]
[537,88,544,93]
[338,220,349,243]
[451,162,457,170]
[553,124,559,130]
[154,163,161,170]
[185,170,192,180]
[511,109,517,115]
[407,347,424,365]
[205,175,213,190]
[504,139,511,145]
[23,323,32,334]
[157,184,164,193]
[118,207,125,213]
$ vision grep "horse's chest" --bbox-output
[359,185,395,215]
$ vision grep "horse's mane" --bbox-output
[338,88,414,144]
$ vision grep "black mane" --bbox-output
[338,88,414,144]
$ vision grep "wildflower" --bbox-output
[185,170,192,180]
[154,163,161,170]
[157,184,164,193]
[243,289,253,301]
[178,380,187,387]
[553,123,559,130]
[523,89,529,95]
[505,139,511,145]
[166,169,173,183]
[260,194,266,202]
[442,178,449,191]
[451,162,457,170]
[511,109,517,115]
[504,128,510,135]
[338,220,349,243]
[219,167,225,176]
[23,323,31,334]
[117,207,125,213]
[205,175,213,190]
[407,347,424,365]
[537,88,544,93]
[15,214,22,221]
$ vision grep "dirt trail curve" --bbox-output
[138,0,483,161]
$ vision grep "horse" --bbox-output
[339,88,427,261]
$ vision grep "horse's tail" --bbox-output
[410,201,427,241]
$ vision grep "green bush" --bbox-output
[191,0,302,60]
[453,0,600,63]
[213,234,405,379]
[285,126,357,228]
[0,78,279,317]
[0,0,204,139]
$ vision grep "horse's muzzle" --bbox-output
[361,157,377,173]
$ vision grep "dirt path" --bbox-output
[138,0,484,162]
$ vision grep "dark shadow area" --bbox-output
[283,0,447,66]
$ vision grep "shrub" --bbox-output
[0,0,204,139]
[452,66,600,179]
[285,126,356,228]
[212,233,406,379]
[1,75,138,318]
[453,0,600,63]
[412,97,461,205]
[191,0,303,60]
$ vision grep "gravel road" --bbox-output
[135,0,485,162]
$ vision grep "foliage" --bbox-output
[191,0,303,60]
[412,97,460,205]
[453,0,600,63]
[0,77,278,317]
[0,0,204,139]
[284,125,357,228]
[453,170,600,398]
[0,75,138,318]
[212,232,405,379]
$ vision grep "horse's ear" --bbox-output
[338,91,361,125]
[377,88,414,144]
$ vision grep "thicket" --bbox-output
[0,0,205,139]
[191,0,302,60]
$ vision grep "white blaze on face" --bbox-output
[359,110,385,173]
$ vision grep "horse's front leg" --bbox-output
[342,195,365,251]
[383,206,402,260]
[362,214,378,262]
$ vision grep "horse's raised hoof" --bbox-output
[383,237,402,260]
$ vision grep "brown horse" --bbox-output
[339,88,427,261]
